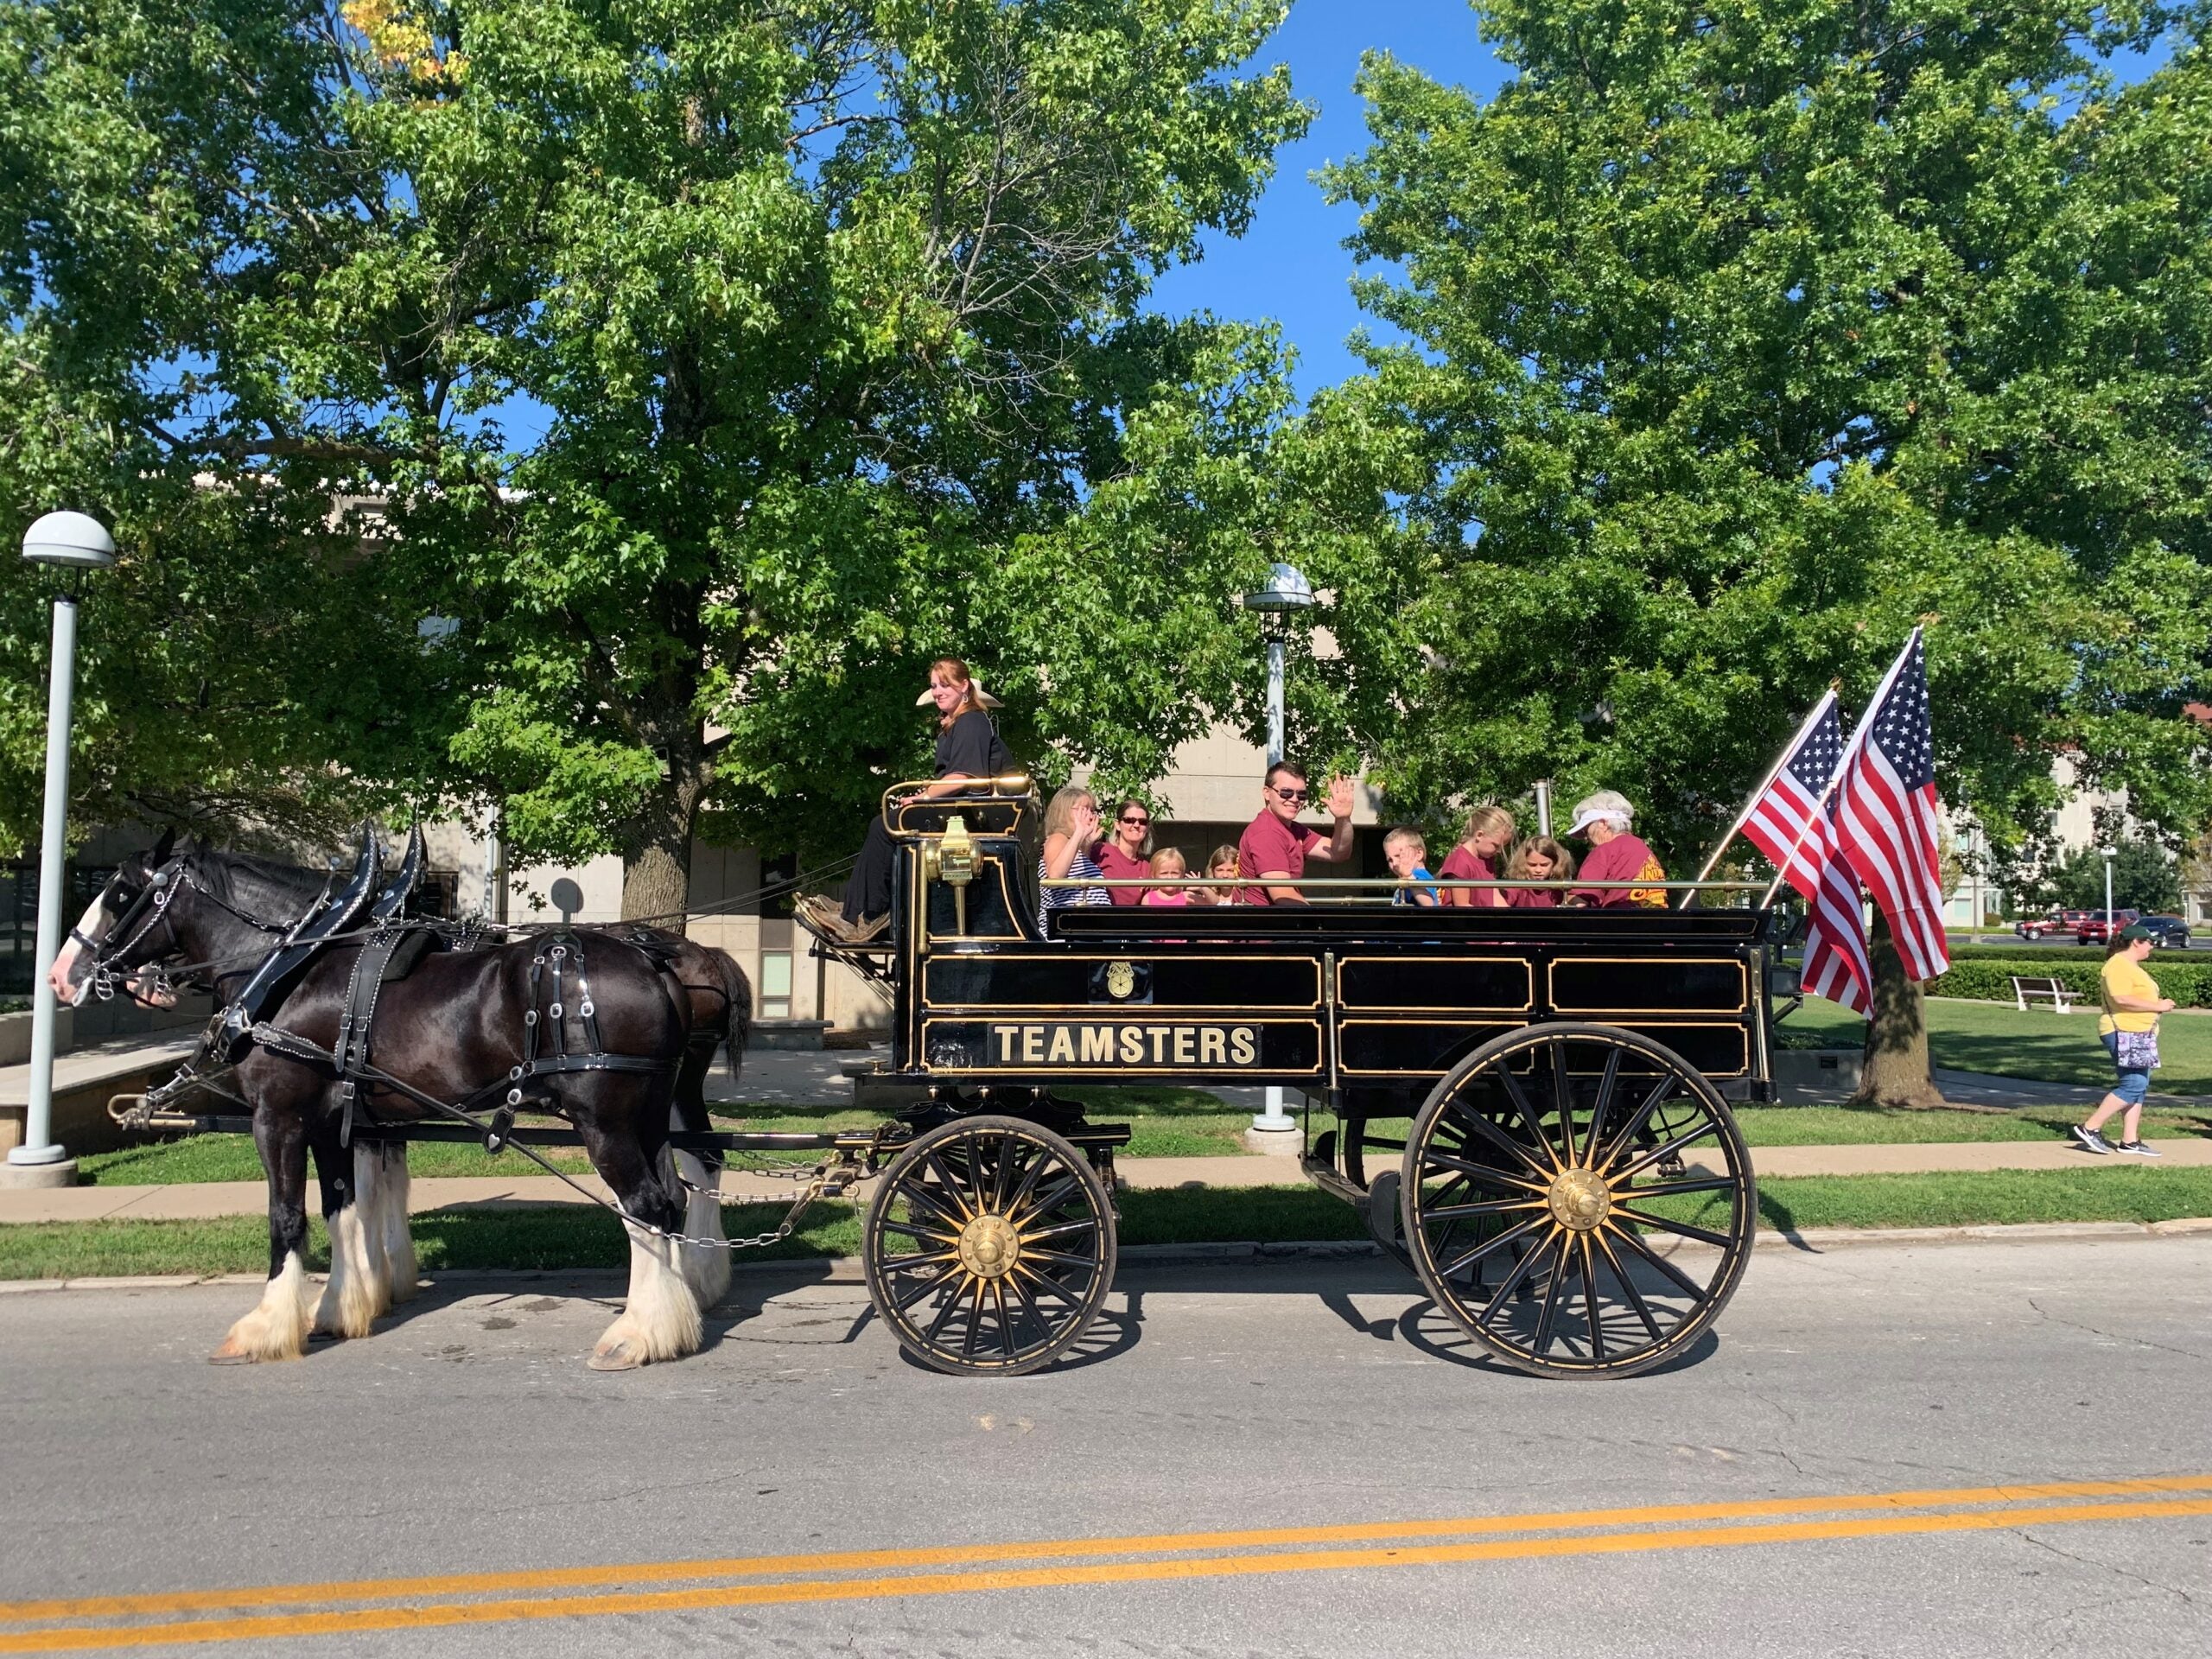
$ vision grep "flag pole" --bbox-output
[1757,629,1921,906]
[1678,689,1840,909]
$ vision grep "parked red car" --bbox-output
[2012,914,2067,940]
[2075,909,2140,944]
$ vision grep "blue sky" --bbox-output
[1145,1,1510,401]
[1144,5,2177,404]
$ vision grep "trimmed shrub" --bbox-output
[1927,958,2212,1008]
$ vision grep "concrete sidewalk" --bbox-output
[3,1135,2209,1225]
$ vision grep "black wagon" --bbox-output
[798,779,1782,1382]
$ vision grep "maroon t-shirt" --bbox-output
[1093,842,1150,906]
[1508,884,1558,908]
[1237,811,1326,906]
[1440,844,1500,906]
[1571,832,1667,907]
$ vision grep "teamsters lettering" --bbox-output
[988,1023,1260,1067]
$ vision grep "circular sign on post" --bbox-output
[22,512,117,569]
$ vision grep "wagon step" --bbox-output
[1301,1137,1413,1271]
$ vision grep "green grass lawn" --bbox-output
[1779,995,2212,1096]
[7,1168,2210,1280]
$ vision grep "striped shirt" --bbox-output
[1039,848,1109,931]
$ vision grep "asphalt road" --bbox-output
[3,1236,2209,1657]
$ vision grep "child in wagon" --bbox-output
[1140,847,1194,909]
[1504,836,1577,906]
[1384,827,1444,907]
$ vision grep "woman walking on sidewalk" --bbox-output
[2070,924,2174,1158]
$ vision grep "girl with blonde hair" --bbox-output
[1195,843,1242,906]
[1441,804,1516,907]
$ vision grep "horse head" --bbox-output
[48,828,182,1007]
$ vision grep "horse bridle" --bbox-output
[76,860,300,1004]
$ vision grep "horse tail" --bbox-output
[710,944,753,1084]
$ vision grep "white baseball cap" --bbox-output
[1567,791,1635,836]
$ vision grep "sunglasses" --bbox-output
[1271,786,1309,804]
[1119,814,1149,827]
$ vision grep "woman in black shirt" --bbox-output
[798,658,1012,943]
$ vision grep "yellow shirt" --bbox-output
[2100,955,2161,1036]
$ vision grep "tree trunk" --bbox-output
[1851,909,1949,1108]
[620,741,703,931]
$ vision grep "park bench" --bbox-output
[2010,975,2076,1014]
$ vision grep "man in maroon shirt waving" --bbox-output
[1237,762,1357,905]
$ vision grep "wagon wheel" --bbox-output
[1400,1023,1755,1380]
[863,1115,1116,1377]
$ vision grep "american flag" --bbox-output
[1740,692,1873,1014]
[1836,630,1950,982]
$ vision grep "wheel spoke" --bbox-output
[1548,1037,1577,1165]
[898,1177,969,1232]
[893,1258,963,1312]
[1607,1120,1723,1184]
[951,1143,994,1216]
[1007,1267,1049,1342]
[1474,1230,1554,1329]
[1494,1066,1563,1173]
[1435,1210,1549,1281]
[880,1217,960,1244]
[1002,1141,1052,1217]
[1420,1147,1549,1194]
[1586,1044,1623,1140]
[1025,1248,1102,1272]
[1020,1217,1100,1245]
[922,1154,976,1221]
[1440,1096,1554,1181]
[1578,1234,1606,1363]
[989,1279,1018,1359]
[1010,1261,1084,1308]
[1624,1176,1739,1201]
[960,1277,990,1358]
[1531,1231,1571,1356]
[1422,1195,1548,1222]
[986,1136,1019,1212]
[1605,1219,1713,1300]
[924,1278,968,1342]
[1590,1226,1666,1343]
[1593,1076,1683,1171]
[1010,1173,1081,1226]
[1613,1205,1734,1250]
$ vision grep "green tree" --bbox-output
[0,2,435,851]
[1,0,1311,912]
[1319,1,2212,1101]
[2045,836,2185,914]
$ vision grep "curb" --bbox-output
[5,1218,2211,1295]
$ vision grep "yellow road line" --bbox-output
[2,1473,2205,1626]
[2,1493,2208,1654]
[2,1477,2209,1645]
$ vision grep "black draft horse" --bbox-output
[53,833,753,1368]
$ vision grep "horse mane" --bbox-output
[183,838,340,916]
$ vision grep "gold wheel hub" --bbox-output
[1546,1167,1612,1233]
[956,1213,1021,1280]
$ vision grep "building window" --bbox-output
[760,950,791,1020]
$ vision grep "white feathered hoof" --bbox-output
[588,1224,704,1370]
[359,1142,418,1305]
[312,1204,387,1340]
[211,1252,315,1364]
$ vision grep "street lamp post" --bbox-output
[5,512,116,1190]
[1240,563,1314,1140]
[2101,846,2117,931]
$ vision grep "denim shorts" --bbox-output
[2102,1031,2152,1105]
